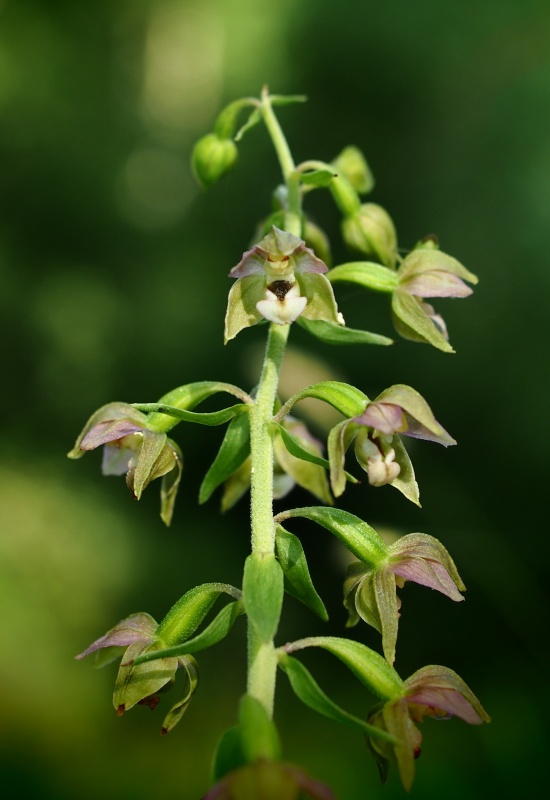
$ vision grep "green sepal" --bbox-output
[224,274,265,343]
[113,641,178,712]
[384,434,420,506]
[279,506,388,566]
[238,694,282,763]
[278,380,369,420]
[297,316,393,346]
[156,583,241,647]
[299,167,337,188]
[273,422,357,486]
[328,419,359,497]
[132,402,249,427]
[132,601,244,665]
[328,262,399,293]
[298,273,342,325]
[278,654,396,743]
[243,553,284,642]
[287,637,404,700]
[144,381,250,433]
[161,655,199,734]
[391,291,454,352]
[200,412,251,504]
[275,525,328,621]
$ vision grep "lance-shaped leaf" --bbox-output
[132,601,244,664]
[156,583,241,647]
[131,402,249,427]
[275,525,328,621]
[273,421,333,505]
[200,412,251,504]
[299,167,337,188]
[278,653,397,742]
[145,381,251,433]
[243,553,284,642]
[276,506,389,566]
[276,381,369,421]
[297,317,393,346]
[238,694,282,763]
[328,262,399,293]
[284,636,404,700]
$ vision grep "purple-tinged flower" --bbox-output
[68,402,182,525]
[392,242,478,352]
[344,532,465,665]
[224,226,343,342]
[75,612,198,734]
[203,759,336,800]
[367,665,490,790]
[329,383,455,504]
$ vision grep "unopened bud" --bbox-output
[191,133,238,189]
[342,203,397,267]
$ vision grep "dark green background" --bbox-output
[1,0,548,797]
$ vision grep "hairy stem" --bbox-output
[247,323,289,714]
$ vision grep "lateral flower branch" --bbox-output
[70,87,488,796]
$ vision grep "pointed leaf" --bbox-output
[131,402,249,427]
[200,412,251,504]
[278,654,397,743]
[145,381,250,433]
[156,583,241,647]
[275,525,328,621]
[211,726,246,782]
[243,553,284,642]
[285,637,404,700]
[278,381,369,420]
[274,429,333,505]
[300,168,337,188]
[297,316,393,346]
[234,107,262,141]
[328,262,398,293]
[238,694,282,762]
[278,507,388,566]
[131,601,244,664]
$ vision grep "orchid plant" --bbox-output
[70,87,489,797]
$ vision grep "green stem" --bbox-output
[260,87,301,237]
[247,324,289,715]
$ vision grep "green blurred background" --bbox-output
[1,0,548,797]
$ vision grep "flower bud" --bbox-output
[192,133,238,189]
[342,203,397,267]
[332,146,374,194]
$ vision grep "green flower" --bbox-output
[75,612,198,735]
[224,226,342,342]
[329,383,455,504]
[367,665,490,790]
[68,402,182,525]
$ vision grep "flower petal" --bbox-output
[75,612,158,660]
